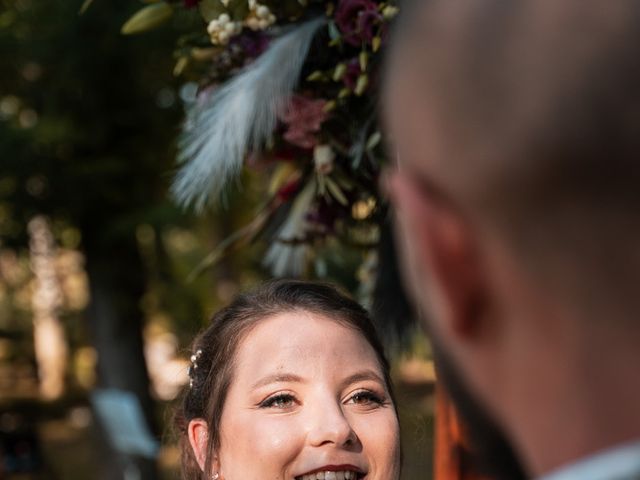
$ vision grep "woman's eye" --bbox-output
[347,390,385,407]
[259,393,297,409]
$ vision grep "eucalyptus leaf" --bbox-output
[229,0,249,20]
[187,207,272,281]
[267,0,305,21]
[365,131,381,151]
[317,173,327,197]
[334,171,354,191]
[173,56,189,77]
[199,0,226,22]
[268,162,299,196]
[325,176,348,206]
[121,2,173,35]
[78,0,95,15]
[328,21,341,42]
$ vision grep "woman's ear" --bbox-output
[187,418,209,472]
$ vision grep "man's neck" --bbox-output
[506,326,640,477]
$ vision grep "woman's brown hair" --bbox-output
[174,279,396,479]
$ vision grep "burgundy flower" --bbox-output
[342,58,361,90]
[277,177,301,202]
[183,0,200,8]
[335,0,382,46]
[231,31,271,59]
[279,95,328,149]
[306,198,342,234]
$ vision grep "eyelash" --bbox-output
[259,393,297,409]
[258,390,387,409]
[347,390,385,406]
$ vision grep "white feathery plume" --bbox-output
[263,179,316,277]
[172,17,325,210]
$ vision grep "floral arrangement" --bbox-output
[122,0,399,280]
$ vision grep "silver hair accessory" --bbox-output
[188,349,203,388]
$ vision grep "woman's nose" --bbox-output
[306,400,358,448]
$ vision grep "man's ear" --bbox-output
[422,200,485,339]
[389,172,486,341]
[188,418,210,473]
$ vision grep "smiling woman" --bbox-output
[174,279,401,480]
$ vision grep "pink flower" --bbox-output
[335,0,382,46]
[279,95,328,149]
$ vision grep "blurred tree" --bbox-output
[0,0,200,477]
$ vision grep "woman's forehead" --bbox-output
[231,311,382,383]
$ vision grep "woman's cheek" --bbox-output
[231,412,306,465]
[352,411,401,474]
[353,408,399,439]
[253,415,304,453]
[220,413,305,476]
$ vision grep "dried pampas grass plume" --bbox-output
[172,17,325,211]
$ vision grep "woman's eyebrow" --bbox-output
[339,370,385,390]
[251,373,306,390]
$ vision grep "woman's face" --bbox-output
[215,311,401,480]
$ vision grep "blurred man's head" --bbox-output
[384,0,640,476]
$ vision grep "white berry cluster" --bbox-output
[245,0,277,31]
[206,1,277,45]
[207,13,242,45]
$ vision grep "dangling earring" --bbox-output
[212,473,219,480]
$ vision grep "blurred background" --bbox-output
[0,0,434,478]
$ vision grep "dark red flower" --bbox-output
[277,178,301,202]
[335,0,382,46]
[342,58,361,90]
[183,0,200,8]
[231,31,271,59]
[306,200,340,233]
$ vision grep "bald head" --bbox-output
[385,0,640,322]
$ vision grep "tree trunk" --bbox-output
[28,215,68,400]
[84,233,159,480]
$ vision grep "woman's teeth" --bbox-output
[299,471,359,480]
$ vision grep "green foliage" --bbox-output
[121,2,174,35]
[198,0,227,21]
[0,0,234,343]
[1,0,200,241]
[198,0,252,22]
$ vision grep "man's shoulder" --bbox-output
[540,441,640,480]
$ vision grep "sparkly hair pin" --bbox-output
[188,349,203,388]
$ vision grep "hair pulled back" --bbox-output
[174,279,394,480]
